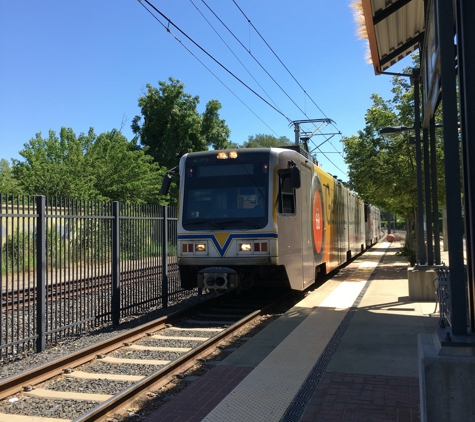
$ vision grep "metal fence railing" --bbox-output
[1,194,190,358]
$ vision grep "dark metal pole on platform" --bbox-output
[437,0,466,336]
[412,70,427,265]
[429,118,441,265]
[455,0,475,332]
[423,127,434,265]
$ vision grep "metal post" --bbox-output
[430,118,441,265]
[162,205,168,309]
[413,70,427,265]
[36,195,46,352]
[387,211,391,234]
[111,201,120,326]
[294,122,300,146]
[423,127,434,264]
[437,0,466,336]
[455,0,475,332]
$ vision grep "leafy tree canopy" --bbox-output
[0,159,22,195]
[131,77,232,170]
[343,55,445,217]
[13,128,168,204]
[242,134,292,148]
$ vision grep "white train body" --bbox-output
[176,147,381,291]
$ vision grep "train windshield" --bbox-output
[182,159,269,230]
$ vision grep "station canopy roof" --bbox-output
[357,0,425,74]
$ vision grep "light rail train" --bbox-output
[175,147,381,291]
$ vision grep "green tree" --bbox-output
[13,128,167,204]
[242,134,292,148]
[131,77,232,170]
[86,129,167,204]
[0,159,21,195]
[343,59,446,227]
[13,128,96,199]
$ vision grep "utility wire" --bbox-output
[139,0,292,123]
[138,0,346,174]
[225,0,345,163]
[137,0,281,136]
[200,0,314,123]
[189,0,283,115]
[231,0,345,148]
[231,0,340,131]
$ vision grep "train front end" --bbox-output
[177,148,281,291]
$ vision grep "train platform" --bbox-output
[142,235,441,422]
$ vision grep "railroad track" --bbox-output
[1,263,178,311]
[0,288,291,421]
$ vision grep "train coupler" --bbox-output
[198,267,239,290]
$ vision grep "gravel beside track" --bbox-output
[112,350,184,360]
[82,362,164,376]
[47,378,134,394]
[0,293,210,379]
[158,328,219,337]
[136,338,204,348]
[0,289,302,421]
[0,398,98,419]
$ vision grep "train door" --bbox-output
[301,166,313,287]
[335,183,349,265]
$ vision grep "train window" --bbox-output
[278,171,296,215]
[364,204,370,222]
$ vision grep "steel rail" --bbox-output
[0,292,224,400]
[1,263,178,310]
[73,295,284,422]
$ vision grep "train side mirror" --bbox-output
[290,166,301,189]
[160,173,173,195]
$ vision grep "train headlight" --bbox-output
[216,151,238,159]
[239,242,252,252]
[237,240,270,255]
[195,242,207,252]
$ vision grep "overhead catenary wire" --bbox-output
[200,0,315,125]
[138,0,293,124]
[138,0,346,176]
[137,0,281,136]
[231,0,343,136]
[189,0,284,116]
[231,0,346,166]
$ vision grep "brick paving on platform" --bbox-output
[143,365,253,422]
[300,372,420,422]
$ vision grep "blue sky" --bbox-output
[0,0,410,181]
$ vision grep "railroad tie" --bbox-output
[64,370,144,382]
[166,327,224,332]
[23,388,112,402]
[0,414,70,422]
[124,344,191,353]
[150,335,208,341]
[98,356,170,365]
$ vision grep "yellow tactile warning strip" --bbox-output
[0,414,70,422]
[24,388,111,402]
[202,242,389,422]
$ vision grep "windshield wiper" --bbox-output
[221,219,261,229]
[185,220,224,229]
